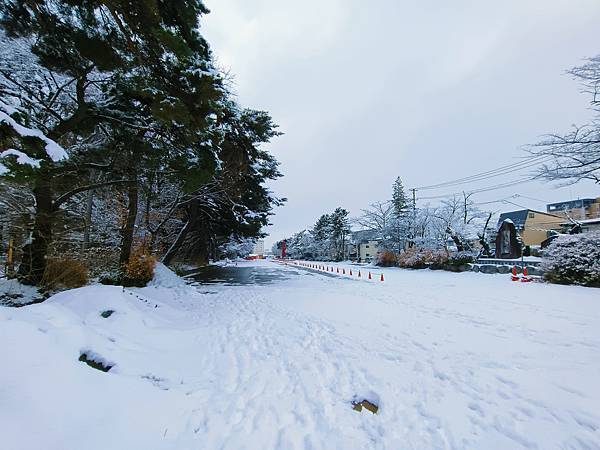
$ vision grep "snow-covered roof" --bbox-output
[561,217,600,225]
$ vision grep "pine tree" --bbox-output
[392,177,409,217]
[0,0,224,283]
[329,207,350,261]
[390,177,410,253]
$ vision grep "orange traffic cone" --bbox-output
[511,266,520,282]
[368,272,372,280]
[521,267,532,283]
[380,273,384,282]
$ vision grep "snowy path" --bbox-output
[1,260,599,449]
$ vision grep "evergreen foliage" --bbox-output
[0,1,283,286]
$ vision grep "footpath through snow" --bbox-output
[1,260,599,449]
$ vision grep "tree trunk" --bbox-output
[162,219,192,266]
[18,175,54,285]
[119,181,139,264]
[162,203,199,266]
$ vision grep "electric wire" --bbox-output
[412,155,550,191]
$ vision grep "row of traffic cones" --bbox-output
[295,261,384,282]
[511,266,532,283]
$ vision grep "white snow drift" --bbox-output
[1,261,599,450]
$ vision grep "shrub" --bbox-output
[55,247,120,279]
[397,249,448,269]
[541,232,600,287]
[447,251,476,266]
[376,251,398,267]
[42,258,89,290]
[122,247,156,287]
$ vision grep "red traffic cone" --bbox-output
[368,272,372,280]
[358,270,361,278]
[511,266,520,282]
[343,268,346,275]
[521,267,532,283]
[336,267,339,273]
[350,269,353,276]
[380,273,384,282]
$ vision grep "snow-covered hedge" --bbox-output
[542,232,600,287]
[397,249,448,269]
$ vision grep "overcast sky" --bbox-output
[203,0,600,247]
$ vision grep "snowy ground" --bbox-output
[1,260,599,449]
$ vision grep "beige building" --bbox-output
[497,210,564,246]
[547,197,600,220]
[357,240,380,262]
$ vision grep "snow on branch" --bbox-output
[0,101,68,173]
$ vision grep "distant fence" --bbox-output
[476,258,541,268]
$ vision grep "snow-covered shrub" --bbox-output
[398,249,448,269]
[447,251,476,266]
[376,251,398,267]
[542,232,600,287]
[41,258,88,290]
[122,247,156,287]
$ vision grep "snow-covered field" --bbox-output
[1,260,599,450]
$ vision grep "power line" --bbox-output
[514,194,550,204]
[416,178,533,200]
[412,155,550,191]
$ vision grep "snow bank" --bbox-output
[0,277,43,306]
[148,262,187,289]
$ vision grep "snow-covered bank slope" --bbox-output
[1,261,599,449]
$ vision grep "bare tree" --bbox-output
[530,55,600,184]
[354,201,394,247]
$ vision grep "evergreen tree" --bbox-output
[312,214,332,259]
[0,0,224,283]
[392,177,409,217]
[329,207,350,260]
[390,177,410,253]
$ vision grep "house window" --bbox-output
[528,212,535,218]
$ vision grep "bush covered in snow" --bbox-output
[376,251,398,267]
[447,251,476,267]
[397,249,448,269]
[542,232,600,287]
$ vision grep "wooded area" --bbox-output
[0,1,283,287]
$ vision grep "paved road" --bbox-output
[186,263,305,285]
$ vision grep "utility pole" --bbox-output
[410,189,417,248]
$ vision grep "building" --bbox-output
[547,197,600,220]
[561,217,600,233]
[497,209,563,246]
[357,240,380,262]
[252,239,265,256]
